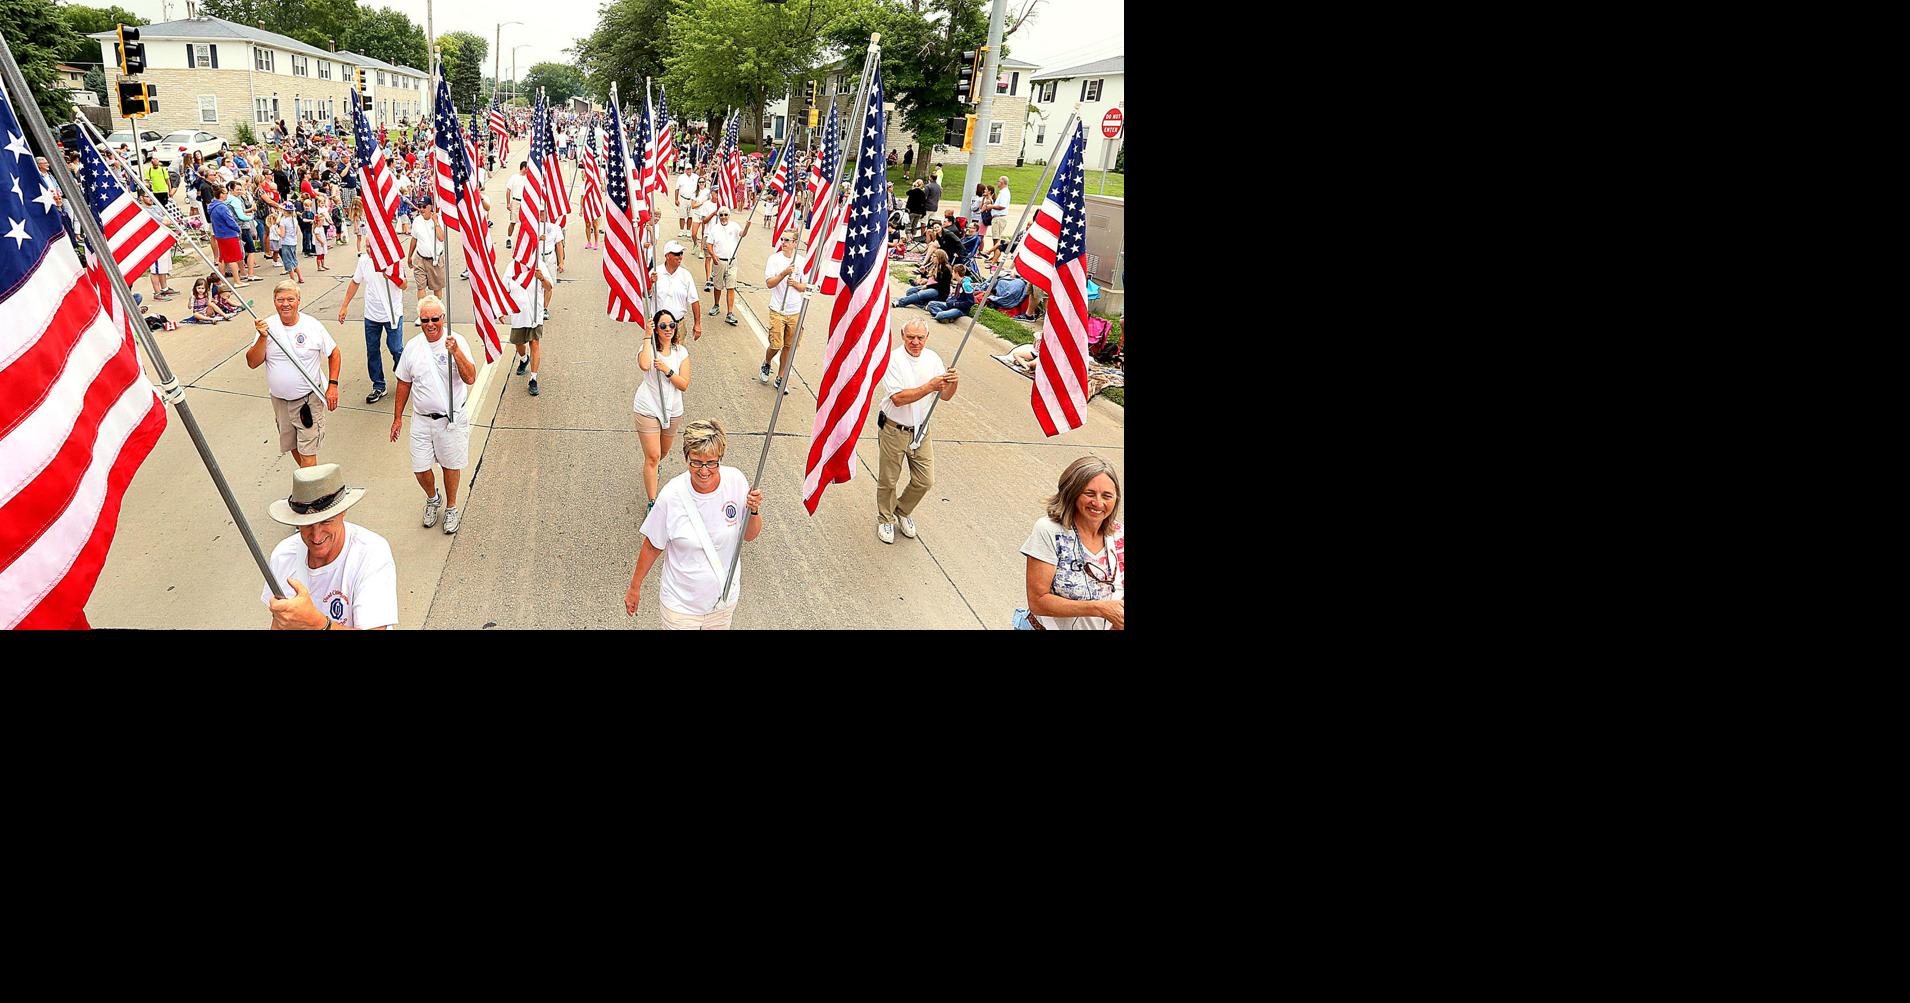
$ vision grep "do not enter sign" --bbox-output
[1102,109,1123,139]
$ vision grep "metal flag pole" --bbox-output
[434,50,458,427]
[79,114,208,257]
[909,109,1080,452]
[73,113,326,401]
[640,79,665,424]
[0,34,295,600]
[716,33,881,608]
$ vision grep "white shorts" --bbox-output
[151,253,172,275]
[409,416,471,472]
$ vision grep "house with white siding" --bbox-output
[1024,55,1124,169]
[333,51,431,129]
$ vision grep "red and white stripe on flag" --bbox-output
[1013,123,1093,436]
[798,185,837,281]
[772,188,799,246]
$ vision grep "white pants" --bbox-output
[409,415,471,472]
[659,604,735,630]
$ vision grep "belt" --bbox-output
[879,413,917,435]
[418,412,449,421]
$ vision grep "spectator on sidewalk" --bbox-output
[1017,457,1124,631]
[905,179,929,236]
[894,250,951,310]
[874,319,957,545]
[263,462,398,630]
[926,263,977,323]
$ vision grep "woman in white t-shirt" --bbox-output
[1019,456,1125,630]
[624,419,764,630]
[634,308,693,512]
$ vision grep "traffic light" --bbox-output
[804,80,818,109]
[961,114,976,151]
[807,108,819,128]
[117,80,157,117]
[957,49,977,103]
[116,24,147,76]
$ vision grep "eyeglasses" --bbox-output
[1084,553,1115,586]
[287,486,347,515]
[686,458,722,471]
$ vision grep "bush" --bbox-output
[1114,145,1124,173]
[235,122,256,146]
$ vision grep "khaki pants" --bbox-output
[876,418,933,525]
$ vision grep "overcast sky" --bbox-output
[104,0,1122,83]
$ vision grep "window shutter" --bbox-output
[1080,80,1087,102]
[187,46,196,68]
[1011,72,1019,96]
[210,45,219,68]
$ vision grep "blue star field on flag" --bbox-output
[836,61,887,291]
[1048,122,1089,269]
[605,97,630,216]
[72,132,128,219]
[0,83,67,289]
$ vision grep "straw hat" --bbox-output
[268,463,367,526]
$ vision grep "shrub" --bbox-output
[1114,145,1124,173]
[235,122,256,146]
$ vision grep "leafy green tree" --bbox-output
[522,63,586,107]
[56,4,146,65]
[0,0,79,126]
[664,0,859,146]
[202,0,362,52]
[84,65,107,104]
[438,31,487,112]
[340,7,428,71]
[570,0,673,107]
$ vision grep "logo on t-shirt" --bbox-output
[724,502,738,524]
[296,331,307,346]
[324,590,349,623]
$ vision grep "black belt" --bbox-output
[419,412,448,420]
[878,413,916,435]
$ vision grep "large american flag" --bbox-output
[1014,120,1093,436]
[769,139,796,245]
[714,115,739,209]
[434,76,517,363]
[580,142,605,221]
[430,73,463,228]
[0,79,166,629]
[655,85,674,180]
[489,97,511,158]
[801,62,892,515]
[72,128,175,283]
[513,92,551,282]
[798,102,841,281]
[538,94,571,224]
[353,84,406,282]
[601,95,646,326]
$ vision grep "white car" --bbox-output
[151,130,228,167]
[103,129,164,157]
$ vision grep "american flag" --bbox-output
[632,98,656,226]
[0,79,166,629]
[801,62,892,515]
[714,115,739,209]
[1014,120,1094,436]
[538,94,571,224]
[434,77,517,363]
[600,95,646,326]
[71,126,174,282]
[798,102,841,281]
[580,142,605,220]
[430,73,463,228]
[489,98,511,157]
[513,92,551,282]
[655,85,674,181]
[353,84,406,282]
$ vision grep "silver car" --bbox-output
[151,130,228,167]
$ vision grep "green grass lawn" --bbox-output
[889,162,1123,202]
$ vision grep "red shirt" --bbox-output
[403,151,417,169]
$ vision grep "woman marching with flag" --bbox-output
[580,139,606,251]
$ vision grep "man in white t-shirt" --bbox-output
[653,240,703,341]
[541,216,565,275]
[263,462,399,630]
[874,318,958,545]
[505,246,557,395]
[246,280,340,467]
[761,231,810,392]
[675,168,697,233]
[407,201,447,302]
[336,251,406,404]
[702,206,751,326]
[506,161,530,245]
[388,295,478,534]
[990,177,1012,251]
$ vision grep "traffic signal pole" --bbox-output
[961,0,1008,232]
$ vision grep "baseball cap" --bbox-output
[663,240,686,255]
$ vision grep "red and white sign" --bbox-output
[1101,109,1123,139]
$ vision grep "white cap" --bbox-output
[663,240,686,255]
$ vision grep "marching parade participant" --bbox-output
[624,419,763,631]
[634,308,693,512]
[263,463,399,631]
[702,206,751,326]
[246,281,339,468]
[388,296,477,535]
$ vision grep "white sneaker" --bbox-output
[898,516,917,539]
[423,492,442,527]
[443,506,461,534]
[876,521,895,545]
[760,363,772,384]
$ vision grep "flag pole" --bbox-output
[432,50,459,427]
[72,113,327,402]
[908,108,1080,452]
[79,114,209,258]
[0,34,295,601]
[717,33,882,608]
[640,78,665,426]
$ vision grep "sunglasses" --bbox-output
[420,316,445,324]
[1084,553,1115,586]
[287,485,347,515]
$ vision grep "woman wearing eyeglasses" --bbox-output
[624,419,764,630]
[1017,456,1125,630]
[634,308,693,513]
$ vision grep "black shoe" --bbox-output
[528,378,539,396]
[516,357,528,376]
[366,388,386,404]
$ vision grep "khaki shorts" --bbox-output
[634,411,680,435]
[767,310,798,350]
[990,216,1007,240]
[660,602,735,630]
[712,258,736,291]
[272,392,325,457]
[510,325,542,345]
[411,254,445,291]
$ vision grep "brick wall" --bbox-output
[102,65,356,144]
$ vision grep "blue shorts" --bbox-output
[279,245,298,271]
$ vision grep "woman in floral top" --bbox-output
[1019,456,1124,630]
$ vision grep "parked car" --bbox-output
[103,129,165,157]
[151,130,228,167]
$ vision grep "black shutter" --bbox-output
[1011,72,1018,96]
[1079,80,1087,102]
[210,45,219,68]
[187,46,196,68]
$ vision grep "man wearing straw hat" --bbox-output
[262,463,398,630]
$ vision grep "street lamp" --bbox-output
[493,20,523,104]
[511,44,532,104]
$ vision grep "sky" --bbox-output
[102,0,1123,86]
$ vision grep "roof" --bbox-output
[1031,55,1124,81]
[337,51,427,77]
[89,15,346,63]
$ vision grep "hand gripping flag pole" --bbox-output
[0,33,296,600]
[908,108,1082,452]
[717,33,882,608]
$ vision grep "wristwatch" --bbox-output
[328,379,338,385]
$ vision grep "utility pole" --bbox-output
[963,0,1008,231]
[425,0,435,125]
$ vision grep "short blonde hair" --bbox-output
[273,279,301,301]
[1045,455,1122,535]
[681,419,727,461]
[417,294,446,317]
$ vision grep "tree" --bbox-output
[1,0,79,126]
[56,4,146,65]
[664,0,859,146]
[823,0,992,179]
[438,31,488,112]
[522,63,586,107]
[202,0,362,52]
[570,0,674,107]
[84,65,107,105]
[340,7,428,71]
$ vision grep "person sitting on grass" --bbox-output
[925,263,978,323]
[894,250,951,310]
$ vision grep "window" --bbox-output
[198,95,217,123]
[319,60,331,80]
[377,71,386,86]
[1035,124,1045,145]
[1081,79,1102,102]
[774,115,785,140]
[997,71,1018,96]
[292,55,308,77]
[1040,80,1058,103]
[193,44,212,68]
[254,47,274,72]
[255,98,270,123]
[988,121,1004,145]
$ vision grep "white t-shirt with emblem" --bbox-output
[641,467,751,616]
[705,220,743,259]
[677,173,698,199]
[262,522,399,629]
[394,332,472,419]
[410,215,443,259]
[351,254,405,323]
[264,313,335,401]
[654,264,699,328]
[880,346,945,428]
